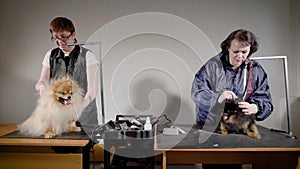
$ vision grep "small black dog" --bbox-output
[220,99,260,139]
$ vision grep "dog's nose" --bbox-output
[67,96,71,100]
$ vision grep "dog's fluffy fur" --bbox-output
[19,76,83,138]
[220,100,260,139]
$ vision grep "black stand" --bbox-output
[103,130,154,169]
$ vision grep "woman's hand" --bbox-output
[35,83,47,95]
[35,65,50,95]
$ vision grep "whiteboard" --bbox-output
[251,56,291,134]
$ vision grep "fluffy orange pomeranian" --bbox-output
[19,75,83,138]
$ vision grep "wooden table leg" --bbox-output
[162,151,167,169]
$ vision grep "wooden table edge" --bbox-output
[0,124,90,147]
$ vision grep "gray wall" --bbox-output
[0,0,299,136]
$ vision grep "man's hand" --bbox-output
[238,102,258,115]
[218,91,238,103]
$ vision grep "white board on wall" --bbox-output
[252,56,291,134]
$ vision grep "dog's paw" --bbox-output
[247,132,261,139]
[247,124,261,139]
[253,133,261,139]
[220,123,228,134]
[45,131,57,138]
[69,121,81,132]
[70,126,81,132]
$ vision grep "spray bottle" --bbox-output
[144,116,152,131]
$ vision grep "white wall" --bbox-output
[0,0,299,136]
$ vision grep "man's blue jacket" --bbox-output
[191,52,273,125]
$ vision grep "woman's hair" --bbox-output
[49,17,75,33]
[220,29,258,57]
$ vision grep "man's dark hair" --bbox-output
[221,29,258,57]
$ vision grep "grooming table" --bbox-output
[154,124,300,169]
[0,124,92,169]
